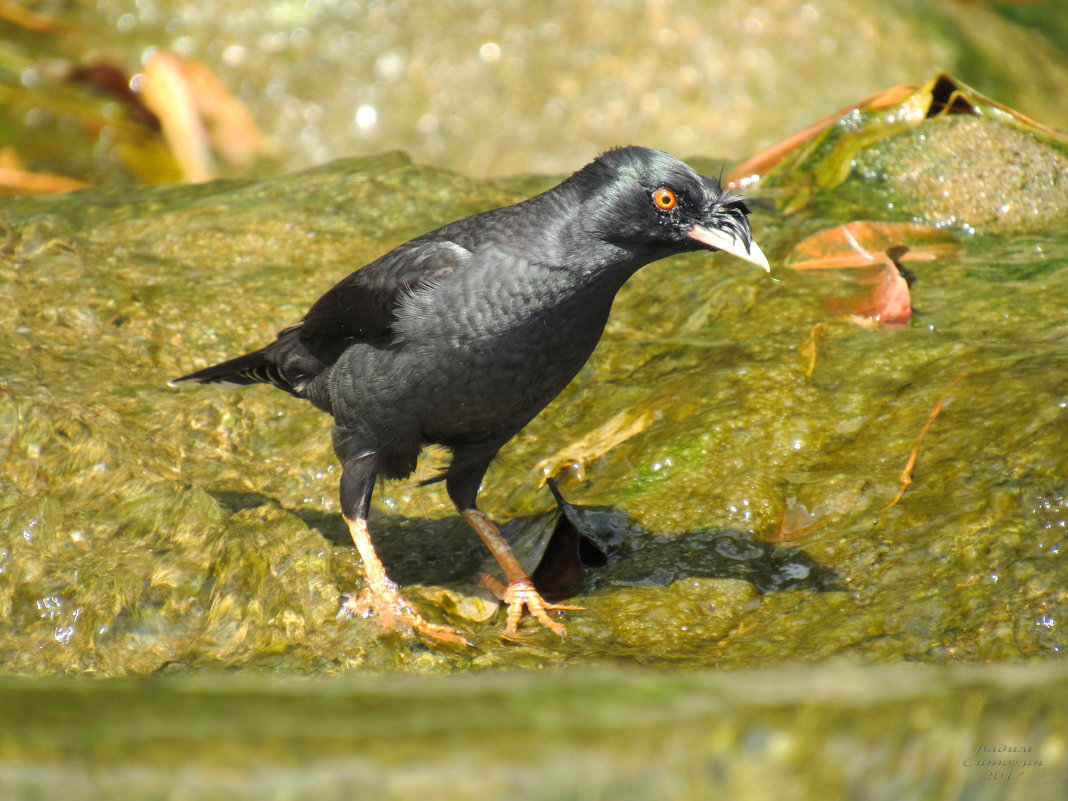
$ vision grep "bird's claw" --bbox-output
[477,575,583,638]
[339,589,470,647]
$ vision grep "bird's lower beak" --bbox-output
[688,223,770,272]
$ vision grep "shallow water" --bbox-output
[2,67,1067,796]
[1,143,1066,676]
[7,1,1068,181]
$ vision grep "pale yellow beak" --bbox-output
[688,223,770,272]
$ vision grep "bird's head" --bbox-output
[574,146,769,271]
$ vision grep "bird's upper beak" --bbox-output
[688,223,770,272]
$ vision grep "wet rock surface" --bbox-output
[1,141,1065,675]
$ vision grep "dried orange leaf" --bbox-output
[786,221,960,270]
[0,0,65,33]
[140,53,268,182]
[831,246,912,325]
[798,321,828,379]
[0,167,88,195]
[863,257,912,325]
[141,52,214,182]
[885,375,964,509]
[726,84,916,189]
[178,59,269,167]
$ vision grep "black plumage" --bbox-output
[173,146,768,644]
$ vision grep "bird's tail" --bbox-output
[170,349,285,386]
[170,326,314,397]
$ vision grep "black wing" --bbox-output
[172,237,472,394]
[300,237,471,342]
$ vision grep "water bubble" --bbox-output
[37,595,62,618]
[374,50,406,80]
[354,104,378,130]
[222,44,249,66]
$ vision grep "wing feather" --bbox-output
[172,237,473,394]
[300,238,472,343]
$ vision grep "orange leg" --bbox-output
[462,508,582,637]
[341,515,469,647]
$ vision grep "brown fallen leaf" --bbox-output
[885,375,964,509]
[798,321,829,379]
[786,221,960,270]
[141,52,214,182]
[0,168,88,195]
[177,59,269,167]
[140,52,269,182]
[0,149,87,195]
[834,245,912,325]
[788,221,962,330]
[0,0,66,33]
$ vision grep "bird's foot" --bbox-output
[340,583,470,647]
[477,574,583,637]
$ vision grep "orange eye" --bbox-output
[652,188,678,210]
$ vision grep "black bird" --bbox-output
[172,146,769,645]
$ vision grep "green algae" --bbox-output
[2,6,1067,797]
[0,146,1063,679]
[836,115,1068,234]
[2,147,1066,675]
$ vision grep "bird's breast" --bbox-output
[396,259,616,349]
[399,270,618,443]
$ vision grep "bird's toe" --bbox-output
[339,588,471,647]
[478,575,582,638]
